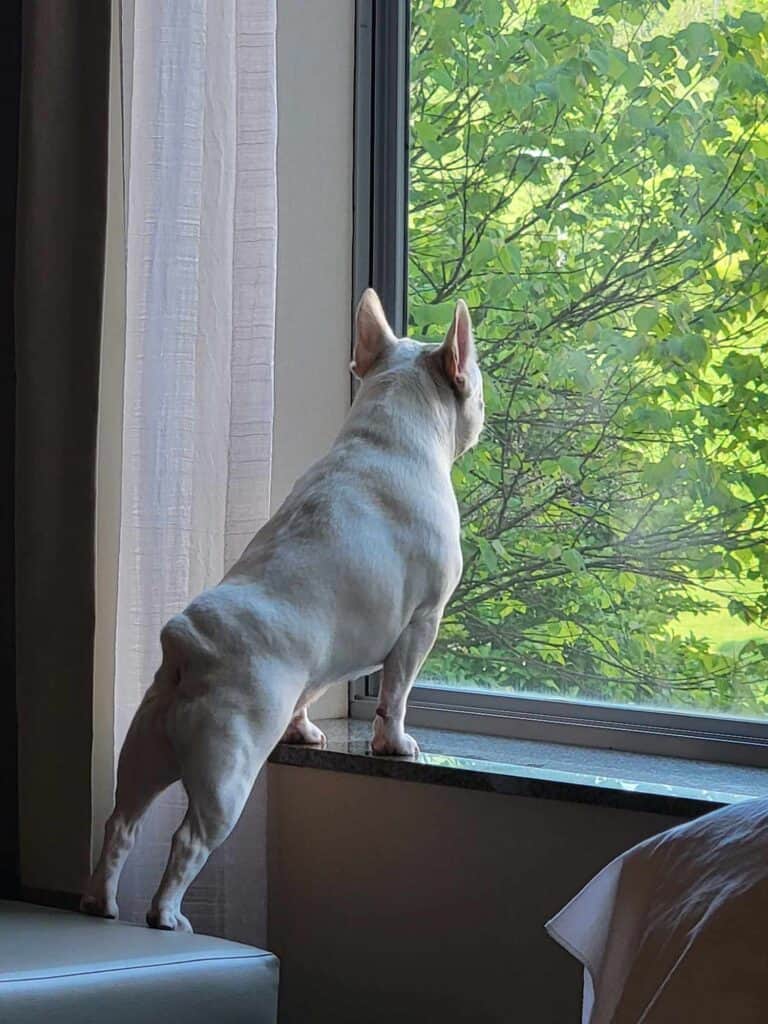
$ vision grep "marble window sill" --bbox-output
[269,717,768,818]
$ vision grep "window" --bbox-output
[353,0,768,763]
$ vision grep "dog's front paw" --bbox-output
[80,894,118,919]
[146,907,193,933]
[371,725,420,757]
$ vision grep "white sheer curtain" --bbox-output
[112,0,277,943]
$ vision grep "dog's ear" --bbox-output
[352,288,398,378]
[435,299,475,394]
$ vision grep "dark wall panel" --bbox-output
[15,0,110,895]
[0,0,21,900]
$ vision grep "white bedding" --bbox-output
[547,797,768,1022]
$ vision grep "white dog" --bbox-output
[81,289,484,931]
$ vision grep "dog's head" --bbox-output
[352,288,484,459]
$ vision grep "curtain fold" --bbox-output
[114,0,277,942]
[15,0,111,898]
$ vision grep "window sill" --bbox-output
[269,718,768,818]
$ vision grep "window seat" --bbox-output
[270,718,768,819]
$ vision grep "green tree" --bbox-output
[410,0,768,714]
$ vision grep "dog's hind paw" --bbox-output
[282,719,327,747]
[80,894,118,919]
[146,907,194,933]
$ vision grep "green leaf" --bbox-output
[680,23,713,62]
[558,455,581,478]
[720,352,763,385]
[642,455,678,488]
[620,61,644,91]
[633,307,658,333]
[482,0,503,29]
[499,244,522,273]
[477,537,499,573]
[666,333,710,367]
[411,301,456,330]
[740,12,764,36]
[561,548,586,573]
[747,474,768,499]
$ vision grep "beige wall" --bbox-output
[272,0,355,511]
[268,765,681,1024]
[271,0,355,719]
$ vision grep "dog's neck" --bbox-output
[340,364,457,468]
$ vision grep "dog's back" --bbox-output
[181,328,475,689]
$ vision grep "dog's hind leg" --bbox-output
[147,683,294,932]
[281,685,331,746]
[281,704,328,746]
[81,672,180,919]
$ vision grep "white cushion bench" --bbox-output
[0,900,279,1023]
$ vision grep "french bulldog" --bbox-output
[81,289,484,931]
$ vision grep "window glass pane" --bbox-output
[409,0,768,716]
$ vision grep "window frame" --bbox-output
[350,0,768,769]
